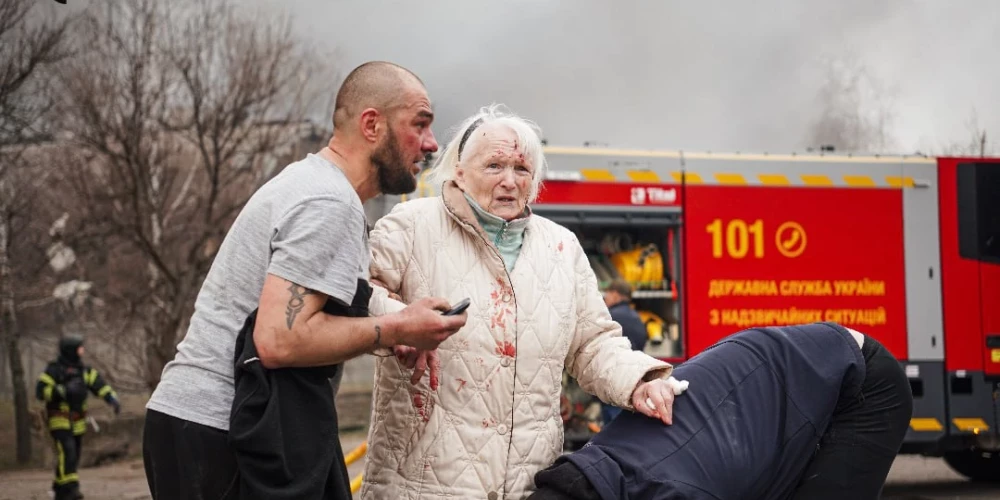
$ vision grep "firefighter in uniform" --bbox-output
[35,334,121,500]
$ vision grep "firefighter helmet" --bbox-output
[58,333,85,365]
[637,310,666,345]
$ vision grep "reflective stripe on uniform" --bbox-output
[98,385,113,397]
[55,473,80,486]
[56,441,66,482]
[53,440,80,486]
[48,416,71,431]
[72,419,87,435]
[39,373,56,386]
[84,368,98,386]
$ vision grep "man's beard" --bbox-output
[371,128,417,195]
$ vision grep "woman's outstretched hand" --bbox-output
[630,376,688,425]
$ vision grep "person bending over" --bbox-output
[529,321,913,500]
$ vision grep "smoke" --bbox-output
[244,0,1000,155]
[807,54,899,154]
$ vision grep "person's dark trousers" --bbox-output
[142,408,240,500]
[50,429,82,500]
[790,335,913,499]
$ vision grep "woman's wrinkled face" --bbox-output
[455,123,534,221]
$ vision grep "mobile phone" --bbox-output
[442,298,471,316]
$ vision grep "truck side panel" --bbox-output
[901,361,948,449]
[903,162,945,361]
[937,159,983,372]
[951,159,1000,376]
[960,161,1000,376]
[897,163,951,449]
[937,158,998,441]
[983,265,1000,376]
[681,156,911,358]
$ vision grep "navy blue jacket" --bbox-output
[608,302,647,352]
[561,322,866,500]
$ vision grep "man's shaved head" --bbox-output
[333,61,425,132]
[324,61,437,200]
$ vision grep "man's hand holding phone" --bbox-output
[389,297,469,390]
[391,297,467,350]
[441,297,470,316]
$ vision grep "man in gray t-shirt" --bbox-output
[142,61,468,500]
[146,152,370,430]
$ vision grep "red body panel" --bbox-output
[536,180,682,207]
[534,160,1000,373]
[938,157,1000,374]
[682,185,908,358]
[983,264,1000,375]
[937,159,985,372]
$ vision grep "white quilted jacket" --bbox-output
[362,182,673,499]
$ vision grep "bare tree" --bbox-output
[806,55,897,154]
[942,109,993,157]
[0,0,73,465]
[51,0,328,389]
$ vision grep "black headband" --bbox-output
[457,117,484,160]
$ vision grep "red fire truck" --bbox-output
[398,146,999,481]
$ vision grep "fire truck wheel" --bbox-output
[943,449,1000,483]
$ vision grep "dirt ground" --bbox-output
[0,430,369,500]
[3,392,998,499]
[0,391,373,500]
[3,442,999,500]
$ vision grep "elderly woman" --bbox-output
[361,105,683,499]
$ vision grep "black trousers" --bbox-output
[50,429,82,499]
[530,335,913,500]
[142,408,240,500]
[789,334,913,499]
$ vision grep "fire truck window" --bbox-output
[957,162,1000,264]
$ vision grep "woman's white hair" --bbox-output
[426,103,548,204]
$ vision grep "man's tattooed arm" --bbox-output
[285,283,315,329]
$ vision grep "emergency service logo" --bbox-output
[630,186,678,205]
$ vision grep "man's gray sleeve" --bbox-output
[268,197,365,306]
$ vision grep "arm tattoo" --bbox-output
[373,324,383,348]
[285,283,314,329]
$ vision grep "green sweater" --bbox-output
[465,194,529,274]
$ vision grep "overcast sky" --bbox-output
[73,0,1000,155]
